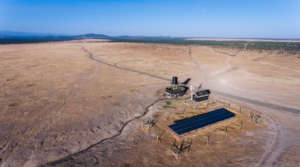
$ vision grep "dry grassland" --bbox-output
[0,40,300,167]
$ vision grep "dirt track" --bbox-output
[80,46,170,81]
[188,47,300,167]
[46,44,300,167]
[43,97,165,166]
[1,40,300,167]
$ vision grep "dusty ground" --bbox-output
[46,96,269,167]
[0,40,300,167]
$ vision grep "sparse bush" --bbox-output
[166,101,172,105]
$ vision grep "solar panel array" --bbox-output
[169,108,235,135]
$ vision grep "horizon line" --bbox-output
[1,30,300,41]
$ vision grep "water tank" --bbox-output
[171,76,178,85]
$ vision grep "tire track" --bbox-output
[41,46,170,167]
[80,46,170,82]
[258,61,300,74]
[254,121,281,167]
[44,45,299,166]
[210,47,239,77]
[42,97,166,167]
[214,91,282,167]
[188,46,300,167]
[213,90,300,114]
[189,46,300,113]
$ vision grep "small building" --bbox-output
[192,89,211,102]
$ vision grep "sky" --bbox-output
[0,0,300,38]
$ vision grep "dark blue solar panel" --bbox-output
[169,108,235,135]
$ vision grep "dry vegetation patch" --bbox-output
[74,96,271,167]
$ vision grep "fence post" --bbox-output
[206,133,211,145]
[240,120,243,129]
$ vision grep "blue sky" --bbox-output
[0,0,299,38]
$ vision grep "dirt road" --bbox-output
[1,41,299,167]
[80,46,170,82]
[188,46,300,167]
[45,45,300,167]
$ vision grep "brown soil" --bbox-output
[0,40,299,167]
[46,96,269,167]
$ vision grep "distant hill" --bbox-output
[0,31,178,44]
[1,31,300,52]
[0,31,112,44]
[74,33,110,39]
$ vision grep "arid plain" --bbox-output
[1,40,300,167]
